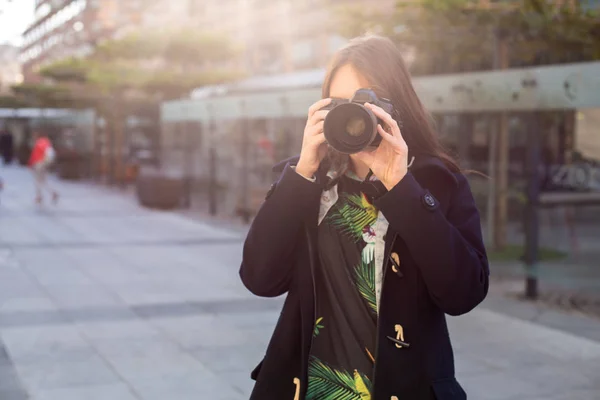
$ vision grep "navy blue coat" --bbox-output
[240,154,489,400]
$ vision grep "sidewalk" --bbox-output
[0,165,599,400]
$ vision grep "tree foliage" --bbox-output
[38,28,242,101]
[0,95,30,108]
[10,82,88,109]
[18,27,243,185]
[333,0,600,75]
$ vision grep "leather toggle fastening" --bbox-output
[387,324,410,348]
[389,252,403,277]
[293,377,300,400]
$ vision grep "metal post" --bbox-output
[182,105,192,209]
[493,27,510,250]
[524,113,541,299]
[208,115,217,216]
[240,100,250,224]
[487,114,498,244]
[280,96,292,180]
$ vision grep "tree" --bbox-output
[11,82,89,109]
[36,27,243,185]
[333,0,600,251]
[0,95,30,108]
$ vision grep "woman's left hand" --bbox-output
[355,103,409,191]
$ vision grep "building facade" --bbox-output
[20,0,147,82]
[20,0,396,82]
[0,45,23,95]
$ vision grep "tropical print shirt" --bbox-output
[306,173,388,400]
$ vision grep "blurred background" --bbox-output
[0,0,600,399]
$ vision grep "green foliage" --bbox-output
[92,28,240,66]
[334,0,600,75]
[39,28,242,103]
[40,57,88,82]
[93,31,164,61]
[10,83,83,108]
[0,95,30,108]
[161,28,240,65]
[487,244,567,263]
[331,3,393,38]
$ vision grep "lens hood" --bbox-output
[323,103,378,154]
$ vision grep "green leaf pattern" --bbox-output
[306,356,372,400]
[354,260,378,314]
[314,317,324,337]
[327,193,378,243]
[308,189,379,398]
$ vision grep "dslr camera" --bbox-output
[321,88,394,154]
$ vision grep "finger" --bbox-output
[308,121,325,136]
[377,121,406,150]
[308,132,326,149]
[308,110,329,126]
[313,132,326,145]
[308,98,332,118]
[365,103,399,132]
[378,124,407,153]
[377,124,397,144]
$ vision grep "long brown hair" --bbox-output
[321,35,460,179]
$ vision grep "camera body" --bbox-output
[321,88,394,154]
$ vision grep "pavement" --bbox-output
[0,164,599,400]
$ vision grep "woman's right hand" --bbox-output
[295,98,332,179]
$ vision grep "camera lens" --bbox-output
[345,116,366,137]
[323,103,378,154]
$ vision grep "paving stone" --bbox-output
[215,309,281,329]
[218,370,256,398]
[151,315,252,349]
[0,326,95,365]
[89,335,181,359]
[0,389,29,400]
[460,371,545,400]
[0,167,599,399]
[0,364,27,393]
[42,284,125,308]
[25,264,94,286]
[77,320,162,341]
[130,373,240,400]
[103,352,211,384]
[14,355,122,393]
[192,344,265,373]
[0,296,58,313]
[30,383,139,400]
[454,356,501,378]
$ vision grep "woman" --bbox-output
[240,35,489,400]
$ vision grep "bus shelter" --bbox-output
[161,61,600,298]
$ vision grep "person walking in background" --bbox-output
[0,127,15,165]
[28,132,58,206]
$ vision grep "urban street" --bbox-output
[0,166,598,400]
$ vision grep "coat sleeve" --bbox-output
[374,171,489,316]
[240,164,322,298]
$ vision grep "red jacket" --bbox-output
[28,137,51,167]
